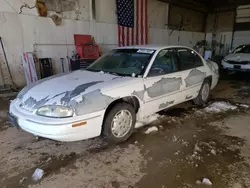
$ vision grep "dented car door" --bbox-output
[142,48,184,116]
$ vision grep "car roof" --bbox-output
[116,45,191,51]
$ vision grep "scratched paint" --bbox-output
[159,100,174,109]
[147,78,182,98]
[132,85,146,101]
[185,69,206,87]
[60,81,103,104]
[23,96,50,109]
[70,89,116,115]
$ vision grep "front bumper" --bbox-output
[222,61,250,71]
[9,100,105,142]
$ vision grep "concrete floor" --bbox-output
[1,72,250,188]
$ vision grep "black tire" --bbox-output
[102,103,136,144]
[193,79,211,106]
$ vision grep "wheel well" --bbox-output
[102,96,140,125]
[205,76,212,87]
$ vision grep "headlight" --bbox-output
[36,105,74,118]
[223,58,228,63]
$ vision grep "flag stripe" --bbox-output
[127,27,130,46]
[121,26,125,46]
[132,27,134,45]
[118,25,121,47]
[145,0,148,44]
[136,0,139,45]
[140,0,144,44]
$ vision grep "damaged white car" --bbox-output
[9,45,219,143]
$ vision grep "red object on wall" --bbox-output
[74,34,92,46]
[83,45,99,59]
[75,46,84,58]
[74,34,100,59]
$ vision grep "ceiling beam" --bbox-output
[159,0,209,13]
[160,0,250,12]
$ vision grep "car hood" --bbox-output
[17,70,133,111]
[225,53,250,62]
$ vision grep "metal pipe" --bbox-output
[0,37,14,87]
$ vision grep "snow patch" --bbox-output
[135,114,162,128]
[204,102,237,113]
[202,178,213,186]
[144,126,158,134]
[239,104,249,108]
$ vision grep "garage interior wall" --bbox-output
[205,10,235,56]
[149,3,205,47]
[232,5,250,49]
[0,0,205,88]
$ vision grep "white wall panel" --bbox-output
[149,28,204,48]
[0,12,25,86]
[149,28,168,44]
[233,31,250,49]
[0,0,37,15]
[95,0,116,23]
[168,30,179,45]
[95,23,117,45]
[148,0,167,29]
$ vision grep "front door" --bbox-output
[142,48,185,116]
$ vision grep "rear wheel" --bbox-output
[102,103,136,144]
[193,79,211,106]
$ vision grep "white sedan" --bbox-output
[222,44,250,72]
[9,45,219,143]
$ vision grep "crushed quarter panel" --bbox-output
[185,69,206,87]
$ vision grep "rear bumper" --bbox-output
[9,100,105,142]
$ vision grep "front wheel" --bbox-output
[193,79,211,106]
[102,103,136,144]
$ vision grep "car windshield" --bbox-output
[86,49,155,76]
[233,45,250,53]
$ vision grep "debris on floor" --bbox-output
[32,168,44,181]
[202,178,213,186]
[211,149,217,155]
[19,177,27,185]
[136,114,163,128]
[172,135,178,142]
[144,126,158,134]
[194,144,202,152]
[204,101,237,113]
[239,104,249,108]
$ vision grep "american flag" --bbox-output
[116,0,148,47]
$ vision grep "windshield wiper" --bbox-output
[86,68,100,72]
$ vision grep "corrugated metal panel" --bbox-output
[232,31,250,49]
[233,5,250,48]
[236,5,250,23]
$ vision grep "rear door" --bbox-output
[175,48,207,100]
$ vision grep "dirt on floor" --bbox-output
[1,72,250,188]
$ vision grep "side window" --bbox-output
[148,49,178,77]
[176,49,203,71]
